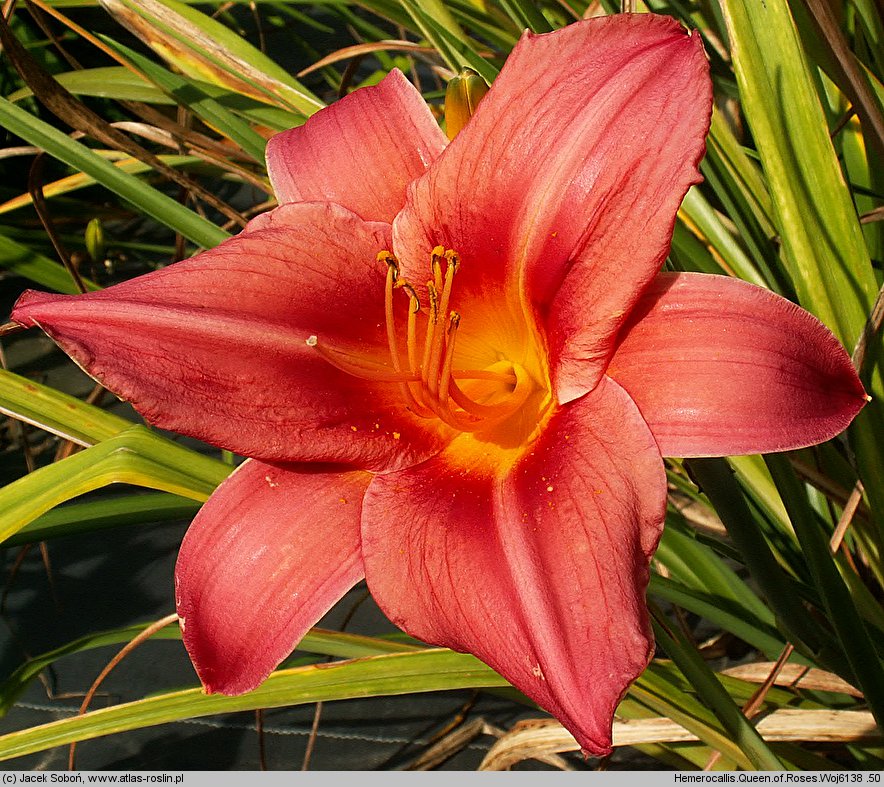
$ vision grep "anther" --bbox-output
[399,282,421,313]
[421,281,440,390]
[377,250,399,281]
[431,246,445,291]
[311,246,533,434]
[426,282,439,322]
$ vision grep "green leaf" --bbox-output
[684,458,846,676]
[720,0,884,541]
[629,666,747,769]
[0,623,421,717]
[649,574,788,659]
[0,425,229,543]
[679,187,767,287]
[7,65,174,105]
[101,39,269,162]
[397,0,499,82]
[0,368,133,447]
[651,619,784,770]
[104,0,324,117]
[0,233,99,293]
[9,66,304,131]
[493,0,552,33]
[658,512,777,626]
[3,492,200,547]
[764,454,884,729]
[721,0,877,344]
[0,649,508,762]
[0,155,202,216]
[0,97,229,249]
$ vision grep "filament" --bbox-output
[307,248,532,431]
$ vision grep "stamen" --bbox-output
[426,254,458,396]
[401,286,433,414]
[396,282,435,418]
[382,255,402,373]
[380,256,436,416]
[429,310,501,434]
[403,285,422,376]
[421,281,440,388]
[377,250,398,280]
[431,245,445,292]
[309,246,536,433]
[437,311,461,405]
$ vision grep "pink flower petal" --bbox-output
[361,376,666,755]
[12,202,448,470]
[266,70,447,223]
[392,14,711,403]
[607,273,868,456]
[176,459,370,694]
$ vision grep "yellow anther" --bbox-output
[399,282,421,313]
[378,250,399,282]
[430,246,445,291]
[313,245,532,434]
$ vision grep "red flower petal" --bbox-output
[266,70,447,223]
[176,460,370,694]
[12,202,448,470]
[361,376,666,755]
[607,273,868,456]
[392,14,711,402]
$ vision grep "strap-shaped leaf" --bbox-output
[0,649,508,762]
[721,0,876,346]
[0,368,131,447]
[0,234,99,293]
[0,97,229,249]
[0,425,229,542]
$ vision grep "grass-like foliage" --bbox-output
[0,0,881,771]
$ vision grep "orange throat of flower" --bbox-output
[308,246,553,454]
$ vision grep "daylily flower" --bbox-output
[10,14,866,756]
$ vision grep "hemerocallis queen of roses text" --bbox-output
[10,14,867,756]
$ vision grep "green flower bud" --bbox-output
[85,218,105,264]
[444,68,489,141]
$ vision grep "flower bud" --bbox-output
[444,68,489,141]
[85,218,105,264]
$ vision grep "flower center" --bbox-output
[307,246,536,433]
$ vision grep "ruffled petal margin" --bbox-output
[12,202,449,471]
[361,377,667,755]
[266,70,448,223]
[176,460,370,694]
[607,273,868,457]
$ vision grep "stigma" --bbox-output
[308,247,535,433]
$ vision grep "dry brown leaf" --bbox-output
[479,710,881,770]
[720,662,864,698]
